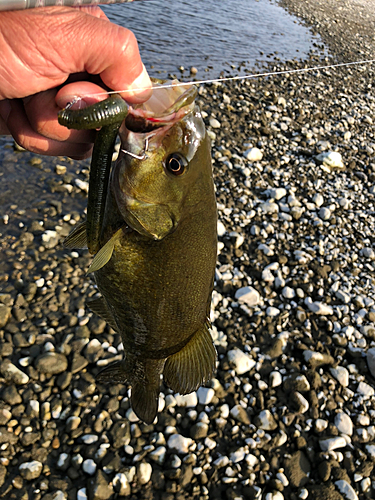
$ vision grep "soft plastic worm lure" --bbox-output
[58,94,128,254]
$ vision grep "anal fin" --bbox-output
[64,221,87,249]
[163,322,217,395]
[87,296,118,331]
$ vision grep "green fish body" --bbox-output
[61,83,217,423]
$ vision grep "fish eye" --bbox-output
[165,153,188,176]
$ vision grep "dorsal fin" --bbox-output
[64,221,87,249]
[163,322,217,395]
[87,228,123,274]
[87,296,118,331]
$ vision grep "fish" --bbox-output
[58,80,218,424]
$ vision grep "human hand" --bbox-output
[0,6,152,158]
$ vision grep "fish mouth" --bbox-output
[125,79,197,133]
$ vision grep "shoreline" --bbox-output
[1,2,375,500]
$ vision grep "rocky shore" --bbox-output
[1,1,375,500]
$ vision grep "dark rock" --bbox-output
[35,353,68,374]
[2,385,22,405]
[87,470,113,500]
[284,450,311,487]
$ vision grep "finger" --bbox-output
[75,5,109,20]
[23,89,95,143]
[55,82,111,109]
[4,99,93,157]
[0,8,152,103]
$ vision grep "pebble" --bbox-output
[316,151,344,169]
[113,473,131,496]
[196,387,215,405]
[209,117,221,128]
[0,360,29,385]
[227,348,256,375]
[137,463,152,485]
[335,480,359,500]
[19,461,43,480]
[319,436,348,451]
[234,286,260,307]
[255,409,278,431]
[174,392,198,407]
[244,147,263,161]
[366,347,375,378]
[269,371,283,388]
[35,352,68,374]
[334,412,353,436]
[330,366,349,387]
[167,434,193,454]
[83,459,97,475]
[357,381,374,397]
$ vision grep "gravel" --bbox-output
[0,1,375,499]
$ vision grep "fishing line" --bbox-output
[68,58,375,101]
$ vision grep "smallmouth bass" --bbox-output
[58,81,217,423]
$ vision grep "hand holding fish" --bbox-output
[0,5,151,158]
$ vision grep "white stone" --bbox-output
[82,459,96,475]
[304,297,333,315]
[330,366,349,387]
[229,447,246,463]
[357,381,374,397]
[313,193,324,207]
[319,436,347,451]
[244,147,263,162]
[167,434,193,454]
[319,207,331,220]
[209,117,221,128]
[269,371,282,388]
[256,409,277,431]
[366,347,375,378]
[213,455,229,468]
[282,286,295,299]
[149,446,166,465]
[217,220,226,236]
[227,348,256,375]
[266,306,280,317]
[315,419,328,433]
[234,286,260,307]
[299,489,308,500]
[57,453,69,469]
[334,479,358,500]
[196,387,215,405]
[174,392,198,407]
[137,463,152,485]
[245,454,258,468]
[334,412,353,436]
[294,392,309,413]
[113,473,131,496]
[316,151,344,169]
[75,178,89,193]
[365,444,375,460]
[77,489,87,500]
[81,434,98,444]
[361,477,371,493]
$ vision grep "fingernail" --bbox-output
[0,100,11,123]
[127,64,152,102]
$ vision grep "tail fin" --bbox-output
[96,356,165,424]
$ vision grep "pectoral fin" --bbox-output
[87,296,118,331]
[64,221,87,249]
[163,321,217,395]
[87,228,122,274]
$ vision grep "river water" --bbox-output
[103,0,324,78]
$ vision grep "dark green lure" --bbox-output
[58,95,128,254]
